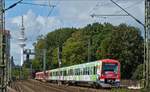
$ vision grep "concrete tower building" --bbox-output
[18,16,26,66]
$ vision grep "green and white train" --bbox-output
[35,59,120,87]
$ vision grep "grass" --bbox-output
[110,88,139,92]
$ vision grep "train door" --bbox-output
[96,61,102,81]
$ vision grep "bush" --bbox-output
[132,64,143,80]
[111,88,131,92]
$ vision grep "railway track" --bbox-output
[28,79,109,92]
[11,79,110,92]
[10,79,140,92]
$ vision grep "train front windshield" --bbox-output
[102,63,118,72]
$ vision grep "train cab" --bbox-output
[98,59,120,86]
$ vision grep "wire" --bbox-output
[110,0,144,27]
[89,0,120,19]
[20,2,56,7]
[114,0,144,14]
[88,0,101,14]
[47,0,59,17]
[4,0,23,12]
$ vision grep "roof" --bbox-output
[100,59,119,63]
[0,30,10,36]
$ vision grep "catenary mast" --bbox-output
[0,0,6,92]
[145,0,150,88]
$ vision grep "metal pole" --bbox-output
[43,49,46,73]
[88,38,91,62]
[9,57,13,84]
[0,0,5,92]
[145,0,150,88]
[57,46,62,85]
[30,63,32,78]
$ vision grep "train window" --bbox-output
[86,67,88,75]
[59,71,61,76]
[53,72,55,76]
[60,71,62,76]
[80,68,83,75]
[53,72,54,76]
[76,69,78,75]
[56,71,58,76]
[66,70,68,76]
[102,63,118,72]
[77,68,80,75]
[78,68,80,75]
[89,67,92,75]
[64,70,67,76]
[67,70,68,75]
[83,68,86,75]
[50,72,52,76]
[69,69,71,75]
[87,67,89,75]
[75,69,77,75]
[54,72,56,76]
[75,68,79,75]
[69,69,72,75]
[70,69,73,75]
[93,66,96,74]
[69,69,70,75]
[85,67,87,75]
[75,69,78,75]
[52,72,53,76]
[63,71,64,76]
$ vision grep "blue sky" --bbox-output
[5,0,144,65]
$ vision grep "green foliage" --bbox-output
[111,88,132,92]
[62,31,87,66]
[132,64,143,80]
[32,59,42,71]
[12,67,20,78]
[141,88,150,92]
[22,68,30,79]
[12,67,30,79]
[32,28,75,71]
[32,23,143,79]
[99,24,143,78]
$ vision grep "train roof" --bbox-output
[48,59,119,72]
[100,59,119,63]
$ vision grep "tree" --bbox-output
[99,24,143,78]
[33,28,75,70]
[132,64,143,80]
[32,23,143,79]
[62,31,87,66]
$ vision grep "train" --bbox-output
[35,59,120,87]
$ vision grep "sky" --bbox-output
[5,0,145,65]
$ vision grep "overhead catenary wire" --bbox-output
[110,0,144,27]
[114,0,144,14]
[89,0,120,15]
[89,0,121,20]
[47,0,60,17]
[20,2,56,7]
[90,0,144,20]
[18,0,58,42]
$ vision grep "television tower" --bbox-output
[18,16,26,66]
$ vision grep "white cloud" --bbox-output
[7,9,62,65]
[6,0,144,65]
